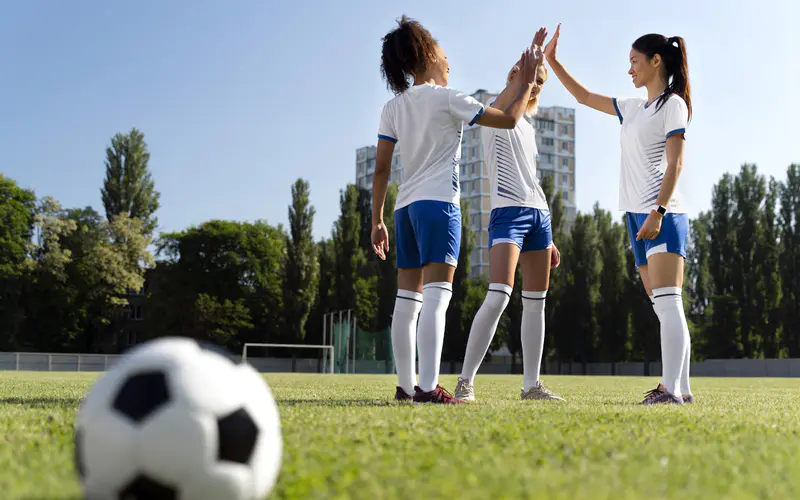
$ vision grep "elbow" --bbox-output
[575,92,589,106]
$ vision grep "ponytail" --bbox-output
[380,16,438,95]
[632,34,692,120]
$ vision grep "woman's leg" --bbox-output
[392,268,423,398]
[458,243,520,388]
[519,248,552,393]
[647,251,689,401]
[416,262,456,393]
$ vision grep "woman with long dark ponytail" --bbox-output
[544,25,693,405]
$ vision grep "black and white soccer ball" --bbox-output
[74,337,282,499]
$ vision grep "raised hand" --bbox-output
[544,23,561,62]
[531,27,548,65]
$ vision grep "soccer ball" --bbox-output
[74,337,282,499]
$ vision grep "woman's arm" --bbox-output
[636,134,685,240]
[371,138,395,259]
[544,24,617,117]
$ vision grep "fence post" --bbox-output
[77,354,81,372]
[329,348,334,375]
[15,352,19,371]
[48,354,52,372]
[321,313,327,373]
[352,316,357,375]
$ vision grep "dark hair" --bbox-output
[632,34,692,120]
[381,15,438,95]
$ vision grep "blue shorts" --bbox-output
[626,212,689,267]
[488,207,553,252]
[394,200,461,269]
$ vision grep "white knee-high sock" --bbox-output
[651,294,692,395]
[652,287,690,396]
[460,283,512,384]
[391,289,423,396]
[417,282,453,393]
[522,290,547,391]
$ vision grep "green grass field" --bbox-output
[2,372,800,499]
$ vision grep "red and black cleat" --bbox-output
[394,387,414,401]
[413,384,466,404]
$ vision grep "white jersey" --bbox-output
[481,97,548,210]
[377,84,485,210]
[613,93,689,213]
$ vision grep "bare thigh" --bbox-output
[520,248,551,292]
[489,243,522,287]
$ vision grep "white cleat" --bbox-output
[454,377,475,401]
[521,382,564,401]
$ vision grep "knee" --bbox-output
[522,290,547,312]
[483,283,512,313]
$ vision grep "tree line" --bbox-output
[1,128,799,364]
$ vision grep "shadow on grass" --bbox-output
[0,397,82,409]
[277,398,395,408]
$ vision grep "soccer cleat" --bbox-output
[413,385,466,404]
[683,394,694,404]
[454,378,475,401]
[394,387,413,401]
[642,389,684,405]
[521,382,565,401]
[641,383,667,404]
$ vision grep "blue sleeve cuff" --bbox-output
[666,128,686,139]
[378,134,397,143]
[612,98,623,124]
[468,106,485,126]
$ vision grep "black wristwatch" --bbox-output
[654,205,667,217]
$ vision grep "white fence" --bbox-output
[4,351,800,377]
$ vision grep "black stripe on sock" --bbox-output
[396,295,423,304]
[522,295,546,301]
[653,293,682,299]
[488,288,511,298]
[424,285,452,293]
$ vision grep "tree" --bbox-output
[707,174,741,358]
[594,204,629,367]
[687,212,712,355]
[0,175,37,348]
[21,199,152,352]
[554,213,601,365]
[306,239,336,345]
[759,178,783,357]
[101,128,160,235]
[780,164,800,356]
[148,220,285,351]
[283,179,319,342]
[732,164,766,358]
[331,185,366,312]
[540,175,564,365]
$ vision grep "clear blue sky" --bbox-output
[2,1,798,241]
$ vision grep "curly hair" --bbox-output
[380,15,439,95]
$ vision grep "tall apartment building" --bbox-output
[356,89,576,278]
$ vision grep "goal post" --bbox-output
[242,343,335,374]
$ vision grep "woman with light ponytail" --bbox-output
[454,54,564,402]
[544,25,694,405]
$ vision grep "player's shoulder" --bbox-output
[663,93,688,110]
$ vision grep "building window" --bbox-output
[536,119,555,131]
[542,138,554,146]
[562,174,568,185]
[562,191,569,202]
[127,331,137,346]
[561,125,569,135]
[561,142,569,152]
[470,164,476,175]
[562,158,569,168]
